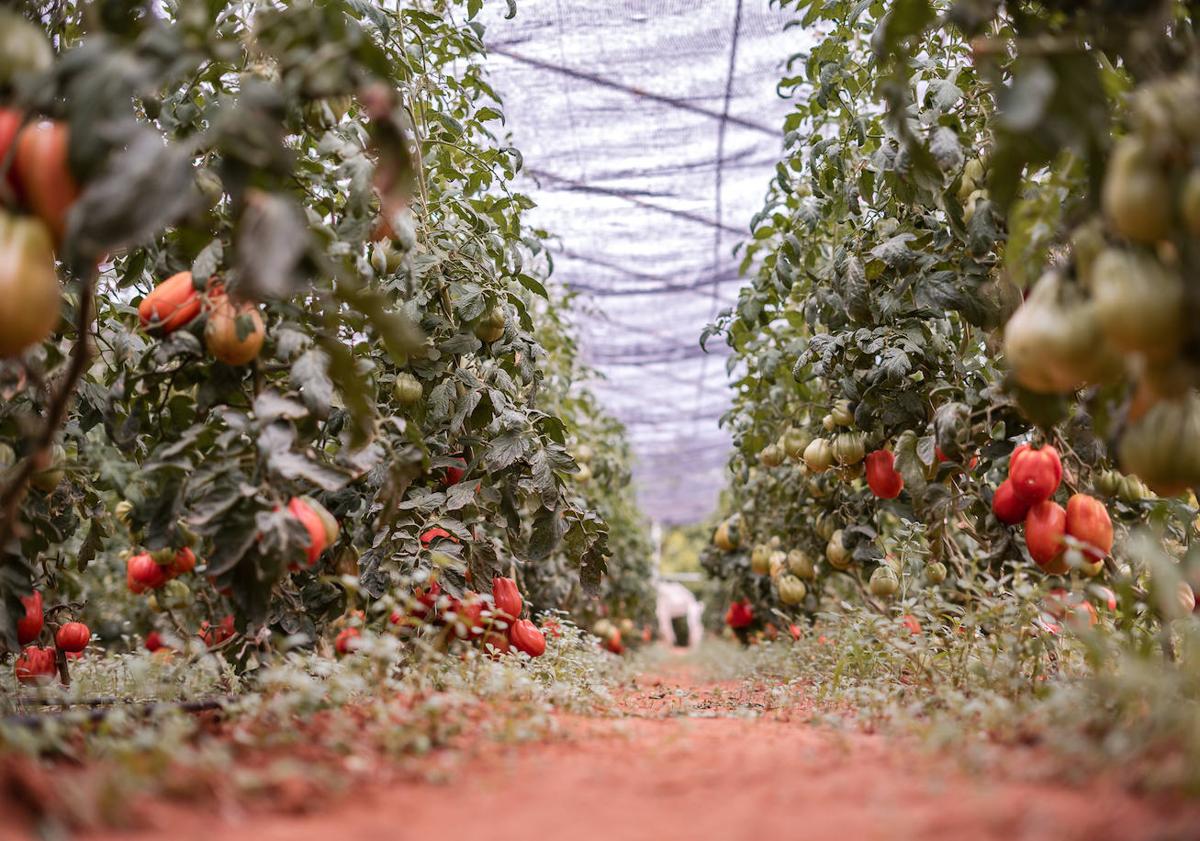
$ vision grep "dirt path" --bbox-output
[77,652,1200,839]
[67,655,1200,841]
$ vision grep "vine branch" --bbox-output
[0,265,97,551]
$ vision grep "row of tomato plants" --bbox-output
[702,0,1200,653]
[0,1,652,690]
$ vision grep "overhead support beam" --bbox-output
[488,47,780,137]
[530,169,746,235]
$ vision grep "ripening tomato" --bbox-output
[1025,500,1068,573]
[334,627,361,655]
[492,577,523,620]
[603,629,625,654]
[991,479,1033,525]
[1009,444,1062,503]
[55,621,90,653]
[139,271,202,334]
[199,614,235,647]
[452,594,486,639]
[1069,600,1099,628]
[14,646,57,685]
[725,600,754,629]
[287,496,329,566]
[1043,589,1098,628]
[1094,585,1118,612]
[481,630,510,656]
[509,619,547,657]
[441,455,467,487]
[303,496,339,546]
[16,591,43,645]
[1064,493,1113,561]
[204,291,266,365]
[411,580,441,621]
[788,624,802,641]
[168,547,196,577]
[13,119,80,244]
[126,553,169,593]
[0,211,60,359]
[419,526,455,546]
[900,614,922,635]
[935,446,979,469]
[0,109,21,193]
[865,449,904,499]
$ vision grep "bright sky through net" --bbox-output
[478,1,809,524]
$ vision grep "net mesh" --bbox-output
[478,1,802,523]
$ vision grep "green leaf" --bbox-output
[486,431,528,472]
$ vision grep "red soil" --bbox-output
[15,656,1200,841]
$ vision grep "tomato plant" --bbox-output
[699,0,1200,652]
[0,1,652,666]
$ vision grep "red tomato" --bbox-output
[1069,600,1099,628]
[13,119,79,244]
[168,547,197,577]
[287,496,328,566]
[441,455,467,487]
[935,446,979,469]
[1064,493,1113,561]
[16,591,43,645]
[541,617,564,639]
[0,109,21,195]
[14,646,57,685]
[603,629,625,654]
[481,630,510,656]
[419,526,455,546]
[126,553,169,593]
[411,580,441,621]
[138,271,202,334]
[335,627,361,655]
[145,631,168,652]
[199,614,235,647]
[492,576,523,621]
[788,624,803,641]
[1093,586,1118,611]
[1009,444,1062,503]
[901,614,922,635]
[865,449,904,498]
[1025,500,1068,573]
[452,593,486,639]
[724,600,754,629]
[991,479,1033,525]
[509,619,547,657]
[54,621,90,653]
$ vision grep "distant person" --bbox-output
[655,579,703,649]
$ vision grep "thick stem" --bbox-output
[0,266,97,550]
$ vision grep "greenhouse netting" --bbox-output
[478,1,809,523]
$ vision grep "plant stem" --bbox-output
[0,266,97,550]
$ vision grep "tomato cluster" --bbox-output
[126,547,196,594]
[11,589,91,685]
[138,271,268,367]
[991,444,1113,575]
[0,107,80,360]
[374,576,547,659]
